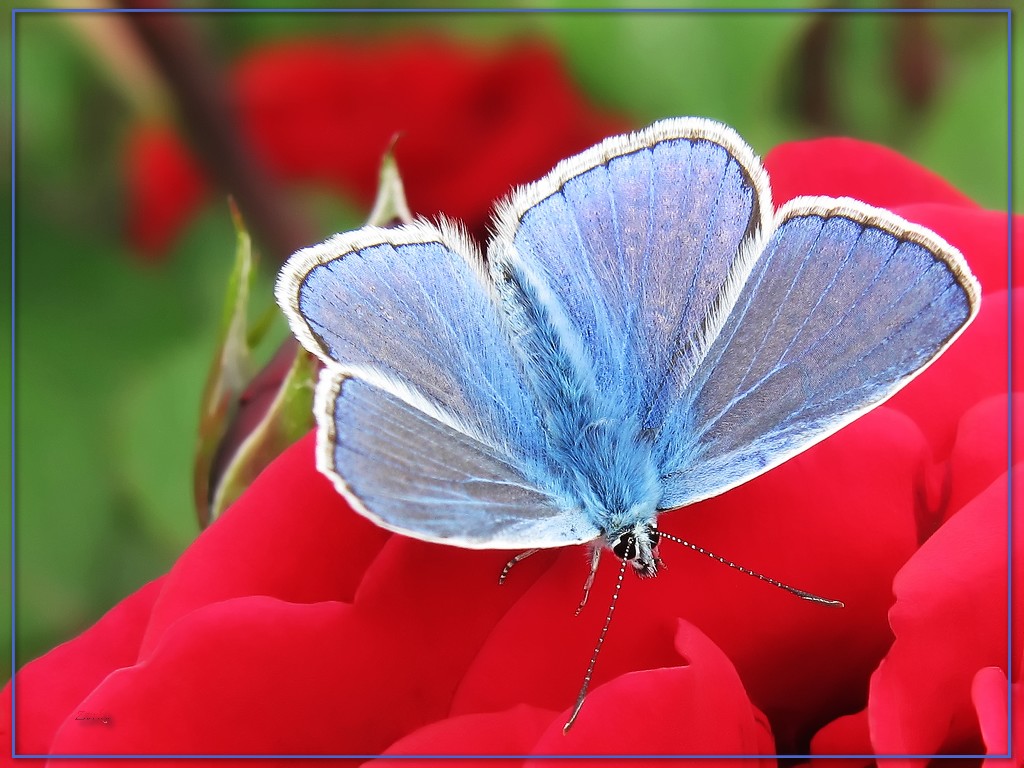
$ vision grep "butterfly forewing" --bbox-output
[656,198,979,509]
[280,225,527,452]
[490,118,771,419]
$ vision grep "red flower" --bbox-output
[9,131,1017,755]
[764,140,1018,761]
[810,461,1019,760]
[125,36,628,259]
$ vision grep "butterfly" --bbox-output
[275,117,979,729]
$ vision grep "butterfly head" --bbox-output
[609,522,662,577]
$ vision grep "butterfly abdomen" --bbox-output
[493,258,661,532]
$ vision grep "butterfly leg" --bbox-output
[498,548,540,584]
[575,545,602,616]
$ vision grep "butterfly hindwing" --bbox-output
[317,369,598,548]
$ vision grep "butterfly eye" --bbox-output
[612,534,637,560]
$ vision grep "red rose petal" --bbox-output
[885,289,1014,459]
[375,705,556,761]
[124,123,207,258]
[52,589,516,756]
[137,432,390,659]
[3,579,163,755]
[48,597,360,754]
[765,138,976,210]
[867,466,1017,756]
[946,394,1020,519]
[809,709,873,765]
[344,535,554,738]
[47,534,558,756]
[971,666,1013,762]
[450,540,681,715]
[525,620,774,760]
[454,407,926,754]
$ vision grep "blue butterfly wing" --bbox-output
[488,118,772,417]
[655,198,980,509]
[278,119,979,547]
[276,222,599,547]
[315,369,596,547]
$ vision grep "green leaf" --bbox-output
[366,139,415,228]
[207,344,317,521]
[193,202,258,527]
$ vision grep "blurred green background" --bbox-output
[7,5,1015,677]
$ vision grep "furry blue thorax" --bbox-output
[494,258,662,550]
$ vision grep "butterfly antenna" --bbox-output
[657,532,844,607]
[563,555,629,733]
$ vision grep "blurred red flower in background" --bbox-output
[5,34,1019,760]
[124,36,628,259]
